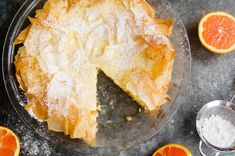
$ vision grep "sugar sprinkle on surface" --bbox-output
[21,129,53,156]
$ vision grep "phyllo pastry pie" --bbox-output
[14,0,175,146]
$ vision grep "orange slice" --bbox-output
[198,11,235,54]
[152,143,192,156]
[0,126,20,156]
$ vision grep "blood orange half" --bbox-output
[152,143,192,156]
[198,11,235,54]
[0,126,20,156]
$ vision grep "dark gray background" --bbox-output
[0,0,235,155]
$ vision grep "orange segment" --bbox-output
[0,126,20,156]
[153,144,192,156]
[198,12,235,54]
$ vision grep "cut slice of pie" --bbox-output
[14,0,175,146]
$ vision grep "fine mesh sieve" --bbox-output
[196,95,235,156]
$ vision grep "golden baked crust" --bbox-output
[14,0,175,145]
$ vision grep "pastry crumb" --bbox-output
[109,100,114,106]
[165,96,171,102]
[126,116,133,121]
[97,105,102,111]
[106,120,113,124]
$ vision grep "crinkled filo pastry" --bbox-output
[14,0,175,146]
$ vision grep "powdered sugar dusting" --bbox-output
[46,71,73,116]
[21,130,52,156]
[1,109,54,156]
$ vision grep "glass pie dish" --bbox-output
[2,0,191,154]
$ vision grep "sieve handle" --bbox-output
[199,140,220,156]
[227,94,235,112]
[230,94,235,104]
[199,141,206,156]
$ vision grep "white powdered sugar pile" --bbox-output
[199,115,235,147]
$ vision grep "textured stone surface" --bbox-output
[0,0,235,155]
